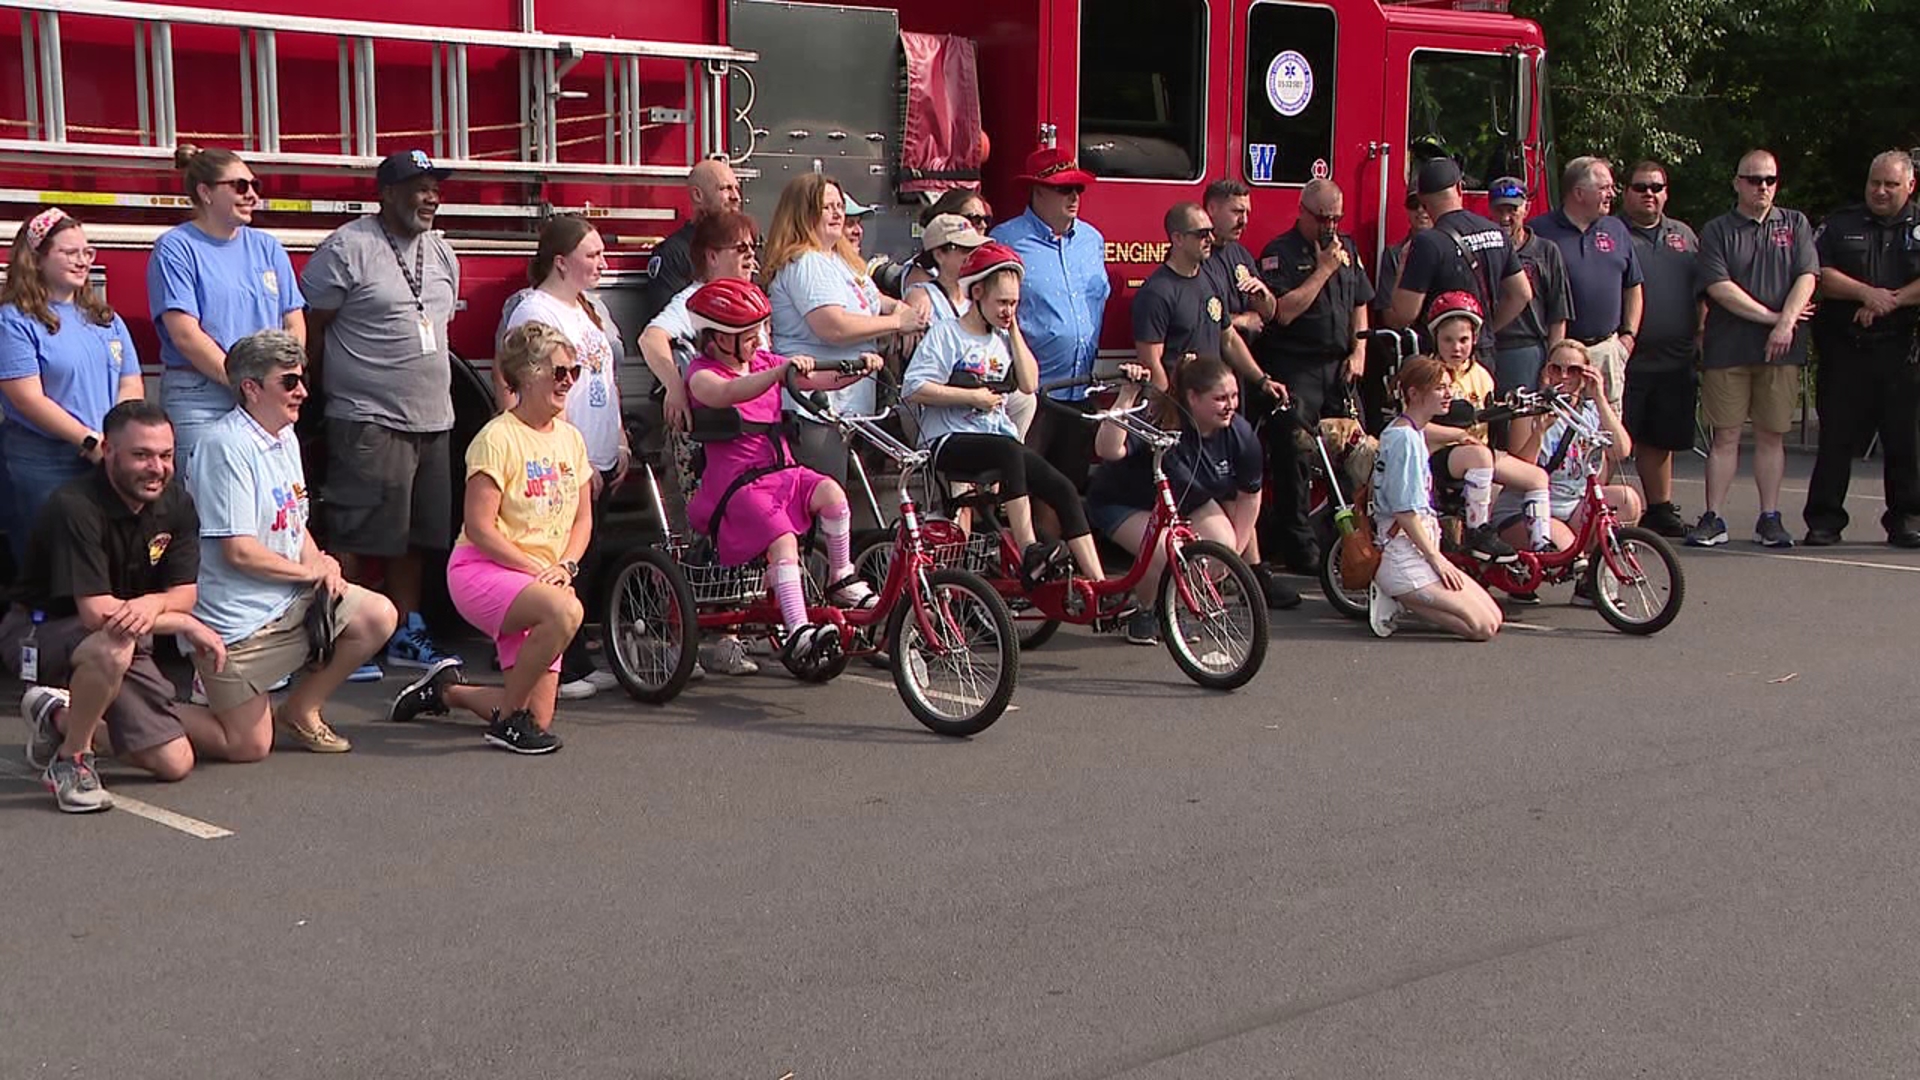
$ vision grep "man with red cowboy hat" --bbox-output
[991,143,1111,493]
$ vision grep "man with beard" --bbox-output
[1,401,229,812]
[301,150,462,678]
[1201,179,1276,346]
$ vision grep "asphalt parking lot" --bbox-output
[5,453,1919,1080]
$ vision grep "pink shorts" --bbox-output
[447,545,562,673]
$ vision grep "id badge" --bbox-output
[20,642,38,684]
[417,318,437,355]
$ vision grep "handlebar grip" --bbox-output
[1037,374,1098,394]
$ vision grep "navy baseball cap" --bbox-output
[1488,176,1528,207]
[376,149,451,188]
[1415,157,1463,196]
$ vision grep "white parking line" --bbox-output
[1668,476,1880,503]
[0,761,234,839]
[841,672,1019,712]
[1719,548,1920,574]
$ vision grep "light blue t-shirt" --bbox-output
[1371,420,1435,544]
[770,250,885,419]
[189,406,311,643]
[990,208,1111,401]
[903,319,1019,446]
[0,303,140,437]
[147,222,303,370]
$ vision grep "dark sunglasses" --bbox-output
[1046,184,1086,196]
[1629,181,1666,194]
[1307,208,1345,223]
[727,240,757,256]
[963,213,992,227]
[214,177,263,197]
[548,364,582,384]
[1546,364,1592,378]
[1739,174,1779,187]
[257,371,306,391]
[1178,226,1214,239]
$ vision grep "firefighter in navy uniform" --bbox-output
[1804,151,1920,547]
[1255,179,1374,573]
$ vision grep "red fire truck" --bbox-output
[0,0,1548,549]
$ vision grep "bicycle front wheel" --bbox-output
[887,568,1019,737]
[601,547,700,704]
[1591,525,1685,635]
[1158,539,1269,691]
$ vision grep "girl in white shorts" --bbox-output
[1367,355,1503,642]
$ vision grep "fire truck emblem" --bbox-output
[1311,158,1330,181]
[1248,143,1278,183]
[1265,51,1313,118]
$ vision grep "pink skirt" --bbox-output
[685,466,826,565]
[447,544,563,672]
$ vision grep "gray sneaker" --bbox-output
[1754,512,1795,548]
[21,685,67,770]
[1125,609,1160,646]
[707,635,759,676]
[45,753,113,813]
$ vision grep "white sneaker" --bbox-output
[707,635,760,676]
[583,669,619,691]
[557,676,599,700]
[1367,583,1401,639]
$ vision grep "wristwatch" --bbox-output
[78,433,99,458]
[560,559,581,579]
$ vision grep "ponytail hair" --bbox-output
[174,144,244,207]
[528,214,605,329]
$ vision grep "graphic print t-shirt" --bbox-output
[459,410,592,568]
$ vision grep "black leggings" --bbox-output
[934,433,1091,539]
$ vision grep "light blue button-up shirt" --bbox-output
[991,208,1110,401]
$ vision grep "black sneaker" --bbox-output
[1462,523,1519,563]
[1803,527,1842,547]
[1571,577,1597,607]
[388,657,465,723]
[1018,541,1070,590]
[484,708,561,755]
[1506,591,1542,606]
[1641,501,1689,539]
[1252,564,1303,610]
[1754,512,1795,549]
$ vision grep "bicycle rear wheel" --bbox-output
[1319,541,1369,622]
[888,568,1019,737]
[1159,539,1268,690]
[601,547,700,703]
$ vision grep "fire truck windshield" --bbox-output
[1407,49,1527,192]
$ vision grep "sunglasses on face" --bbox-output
[1739,174,1779,187]
[214,177,263,197]
[963,213,991,227]
[1307,208,1345,223]
[1546,364,1591,378]
[1046,185,1085,197]
[727,241,757,256]
[1630,181,1666,194]
[256,371,306,392]
[547,364,582,385]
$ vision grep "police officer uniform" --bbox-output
[1255,227,1374,566]
[1805,197,1920,545]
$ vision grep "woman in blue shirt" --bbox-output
[0,207,144,561]
[147,145,305,480]
[903,245,1105,589]
[764,173,927,484]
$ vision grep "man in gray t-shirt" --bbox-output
[1689,149,1819,549]
[300,150,464,674]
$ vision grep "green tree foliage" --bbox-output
[1510,0,1917,225]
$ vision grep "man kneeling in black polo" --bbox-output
[1,401,230,813]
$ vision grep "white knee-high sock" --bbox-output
[1524,489,1552,550]
[1464,467,1494,529]
[820,500,853,577]
[770,559,808,631]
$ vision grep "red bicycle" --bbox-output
[1322,387,1686,634]
[598,363,1020,737]
[856,374,1270,690]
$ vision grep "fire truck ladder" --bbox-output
[2,0,757,182]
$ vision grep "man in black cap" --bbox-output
[1385,158,1531,360]
[299,149,464,678]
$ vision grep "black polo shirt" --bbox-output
[1624,214,1701,373]
[10,470,201,619]
[1132,262,1227,363]
[1397,209,1521,356]
[1699,206,1819,369]
[635,219,697,329]
[1495,230,1572,351]
[1814,200,1920,342]
[1527,209,1644,342]
[1255,228,1374,368]
[1201,240,1262,320]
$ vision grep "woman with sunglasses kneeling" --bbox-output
[1367,356,1503,642]
[683,279,881,669]
[1494,340,1643,588]
[414,323,594,754]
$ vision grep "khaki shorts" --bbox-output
[193,584,374,713]
[1702,364,1801,434]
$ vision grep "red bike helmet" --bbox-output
[1424,289,1484,335]
[956,242,1025,292]
[688,277,772,335]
